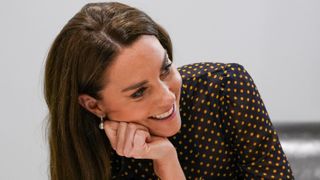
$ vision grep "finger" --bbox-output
[129,123,151,142]
[104,120,119,131]
[122,123,137,157]
[133,130,149,147]
[116,122,128,156]
[134,123,150,133]
[132,130,151,158]
[103,121,119,149]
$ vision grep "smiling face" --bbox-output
[96,35,182,137]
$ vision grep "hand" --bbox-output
[104,120,186,179]
[103,120,175,160]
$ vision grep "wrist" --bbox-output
[153,148,185,180]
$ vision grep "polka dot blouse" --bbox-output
[111,62,294,179]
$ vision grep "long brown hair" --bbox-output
[44,2,172,180]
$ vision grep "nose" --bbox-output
[156,82,175,109]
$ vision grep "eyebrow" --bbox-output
[121,51,168,92]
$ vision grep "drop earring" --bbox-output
[99,115,105,130]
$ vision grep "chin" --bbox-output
[167,121,181,137]
[165,127,181,137]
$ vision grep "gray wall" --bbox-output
[0,0,319,179]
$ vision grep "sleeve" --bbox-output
[219,63,294,179]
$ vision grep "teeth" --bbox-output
[152,105,174,119]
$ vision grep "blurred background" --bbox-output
[0,0,319,179]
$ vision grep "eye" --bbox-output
[130,87,147,99]
[160,59,172,78]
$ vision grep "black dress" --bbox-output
[111,62,294,180]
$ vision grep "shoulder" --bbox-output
[177,62,247,84]
[177,62,251,109]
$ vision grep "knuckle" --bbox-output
[106,120,117,128]
[119,121,127,127]
[110,144,116,150]
[136,129,145,136]
[133,123,142,128]
[124,150,132,158]
[128,123,136,130]
[116,150,124,156]
[131,152,141,159]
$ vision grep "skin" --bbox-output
[79,35,185,179]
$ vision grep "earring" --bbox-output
[99,115,104,130]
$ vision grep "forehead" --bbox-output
[105,35,165,90]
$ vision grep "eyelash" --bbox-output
[130,60,172,99]
[131,87,147,99]
[160,61,172,78]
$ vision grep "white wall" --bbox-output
[0,0,319,179]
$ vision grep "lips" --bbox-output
[150,104,175,120]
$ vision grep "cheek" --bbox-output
[171,69,182,93]
[107,102,150,122]
[100,92,148,121]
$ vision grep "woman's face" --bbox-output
[98,35,182,137]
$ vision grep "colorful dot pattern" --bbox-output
[110,62,294,179]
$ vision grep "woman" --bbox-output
[44,2,294,180]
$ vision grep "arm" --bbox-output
[219,63,294,179]
[153,147,186,180]
[104,121,186,180]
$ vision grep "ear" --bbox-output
[78,94,105,117]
